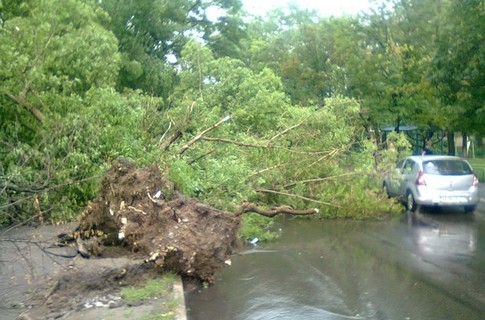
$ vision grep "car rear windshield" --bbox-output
[423,160,473,175]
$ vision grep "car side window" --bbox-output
[396,159,405,169]
[402,159,415,173]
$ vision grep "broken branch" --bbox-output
[256,188,339,207]
[159,130,182,151]
[235,202,317,217]
[282,172,359,188]
[201,137,340,156]
[201,137,265,148]
[4,91,45,122]
[177,115,231,155]
[266,122,303,146]
[3,81,45,122]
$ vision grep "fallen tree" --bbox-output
[59,159,316,283]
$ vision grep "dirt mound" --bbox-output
[61,159,242,283]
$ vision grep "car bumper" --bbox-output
[414,186,480,207]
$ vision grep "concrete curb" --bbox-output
[174,276,187,320]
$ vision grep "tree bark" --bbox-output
[235,202,317,217]
[159,130,181,151]
[447,131,455,155]
[462,132,468,157]
[4,91,45,122]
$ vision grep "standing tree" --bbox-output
[431,0,485,155]
[97,0,247,97]
[0,0,164,223]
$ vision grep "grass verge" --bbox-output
[469,158,485,182]
[120,273,181,320]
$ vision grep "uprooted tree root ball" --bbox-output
[59,159,242,284]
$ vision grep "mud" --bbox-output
[0,224,184,319]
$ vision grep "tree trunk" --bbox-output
[447,131,455,155]
[476,135,483,149]
[462,132,468,157]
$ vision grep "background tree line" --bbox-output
[1,0,484,232]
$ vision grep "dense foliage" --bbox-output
[1,0,483,228]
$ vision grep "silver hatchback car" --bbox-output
[383,155,480,212]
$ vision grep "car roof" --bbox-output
[406,155,469,163]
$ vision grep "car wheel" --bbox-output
[464,205,476,213]
[406,191,417,212]
[383,183,390,198]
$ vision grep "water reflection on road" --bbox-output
[186,210,485,320]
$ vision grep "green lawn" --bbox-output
[469,158,485,182]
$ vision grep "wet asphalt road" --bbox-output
[186,187,485,320]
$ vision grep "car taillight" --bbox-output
[416,170,426,186]
[473,174,479,186]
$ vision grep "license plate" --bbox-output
[440,196,467,204]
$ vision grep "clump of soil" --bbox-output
[60,159,242,283]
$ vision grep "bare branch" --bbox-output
[256,188,339,207]
[0,238,72,267]
[0,238,52,244]
[177,115,231,155]
[306,147,342,168]
[201,137,265,148]
[0,182,46,193]
[188,149,215,164]
[266,122,303,146]
[282,172,360,188]
[159,121,172,145]
[249,163,289,177]
[235,202,317,217]
[202,137,341,155]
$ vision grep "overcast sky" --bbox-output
[242,0,373,17]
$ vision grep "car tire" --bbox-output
[406,210,417,226]
[406,191,417,212]
[464,205,476,213]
